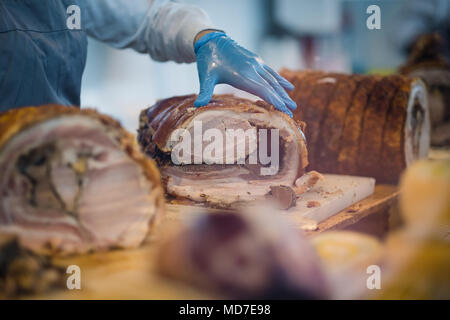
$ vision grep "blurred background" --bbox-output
[80,0,450,131]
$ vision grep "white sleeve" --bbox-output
[81,0,217,63]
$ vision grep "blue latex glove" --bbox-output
[194,32,297,117]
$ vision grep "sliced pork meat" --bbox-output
[138,95,308,208]
[294,171,324,195]
[0,106,164,254]
[266,185,297,210]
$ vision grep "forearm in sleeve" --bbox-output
[82,0,216,63]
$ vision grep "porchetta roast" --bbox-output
[281,70,430,183]
[138,95,308,208]
[0,106,164,254]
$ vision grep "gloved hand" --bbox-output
[194,31,297,117]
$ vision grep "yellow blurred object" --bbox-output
[378,160,450,299]
[311,231,383,299]
[399,160,450,237]
[378,231,450,299]
[312,231,382,272]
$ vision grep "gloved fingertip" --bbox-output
[194,96,211,107]
[271,98,285,113]
[275,94,296,112]
[263,64,294,90]
[194,99,204,108]
[273,102,293,118]
[281,79,295,91]
[271,103,291,117]
[196,76,216,107]
[286,99,297,110]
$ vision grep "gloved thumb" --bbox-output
[195,76,216,107]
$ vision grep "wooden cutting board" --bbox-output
[164,174,376,231]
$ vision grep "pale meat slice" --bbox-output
[293,171,324,195]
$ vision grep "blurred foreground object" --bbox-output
[399,33,450,147]
[156,210,329,299]
[312,231,382,273]
[312,231,383,299]
[0,106,164,255]
[378,160,450,299]
[379,232,450,299]
[281,70,430,184]
[0,235,65,298]
[399,160,450,237]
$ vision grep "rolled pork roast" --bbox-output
[281,70,430,184]
[138,95,308,208]
[0,106,165,254]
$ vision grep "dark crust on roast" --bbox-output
[357,75,405,177]
[315,75,360,173]
[281,71,333,169]
[379,80,413,183]
[283,69,325,121]
[0,105,165,228]
[337,76,379,175]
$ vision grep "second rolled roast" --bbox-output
[281,70,430,184]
